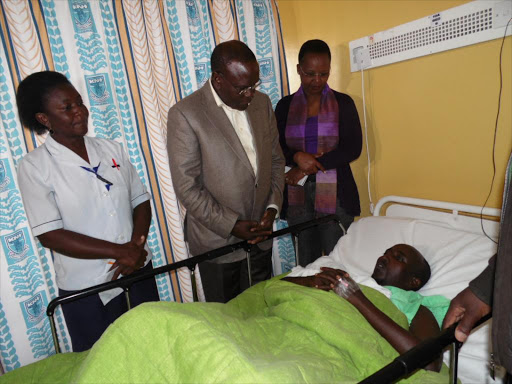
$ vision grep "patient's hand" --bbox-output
[317,267,361,300]
[283,275,334,291]
[284,267,360,293]
[333,274,361,300]
[317,267,349,285]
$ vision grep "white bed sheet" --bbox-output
[288,216,501,384]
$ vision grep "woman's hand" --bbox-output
[293,152,326,175]
[285,167,306,186]
[36,228,150,281]
[110,235,147,280]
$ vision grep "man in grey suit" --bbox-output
[167,40,285,302]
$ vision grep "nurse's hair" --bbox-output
[16,71,72,135]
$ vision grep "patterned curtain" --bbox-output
[0,0,289,371]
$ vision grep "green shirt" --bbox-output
[385,286,451,328]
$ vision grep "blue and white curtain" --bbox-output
[0,0,290,371]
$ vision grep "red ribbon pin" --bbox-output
[112,158,120,170]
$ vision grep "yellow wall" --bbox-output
[277,0,512,217]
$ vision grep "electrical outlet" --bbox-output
[494,0,512,29]
[353,47,371,70]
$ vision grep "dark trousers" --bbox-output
[59,261,160,352]
[287,179,354,267]
[199,246,272,303]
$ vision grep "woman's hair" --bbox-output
[298,39,331,64]
[16,71,72,135]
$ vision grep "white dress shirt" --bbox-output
[209,79,258,174]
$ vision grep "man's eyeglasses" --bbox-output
[219,73,261,96]
[299,66,330,79]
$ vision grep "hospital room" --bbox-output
[0,0,511,383]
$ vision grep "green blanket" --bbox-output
[1,279,448,383]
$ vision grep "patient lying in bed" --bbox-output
[284,244,448,372]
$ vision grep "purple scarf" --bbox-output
[285,85,339,214]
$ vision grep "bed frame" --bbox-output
[374,195,501,238]
[45,196,502,384]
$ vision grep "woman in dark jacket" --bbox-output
[275,39,362,267]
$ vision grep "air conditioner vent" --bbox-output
[369,8,493,59]
[349,1,511,72]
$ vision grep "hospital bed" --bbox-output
[1,196,502,383]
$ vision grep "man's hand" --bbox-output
[442,287,491,343]
[110,235,147,280]
[231,219,271,244]
[293,152,326,175]
[285,167,306,186]
[248,208,277,244]
[255,208,276,229]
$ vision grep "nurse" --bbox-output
[16,71,159,352]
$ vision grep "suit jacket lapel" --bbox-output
[200,84,255,177]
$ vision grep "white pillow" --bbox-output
[334,217,496,299]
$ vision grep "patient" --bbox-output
[284,244,443,372]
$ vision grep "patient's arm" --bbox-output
[282,276,334,291]
[346,289,442,372]
[285,270,442,372]
[320,267,442,372]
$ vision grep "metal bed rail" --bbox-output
[358,314,493,384]
[46,214,342,353]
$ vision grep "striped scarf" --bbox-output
[285,85,339,214]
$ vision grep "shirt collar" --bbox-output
[43,134,91,165]
[209,78,241,113]
[44,133,64,155]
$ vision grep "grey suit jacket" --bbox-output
[167,82,285,262]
